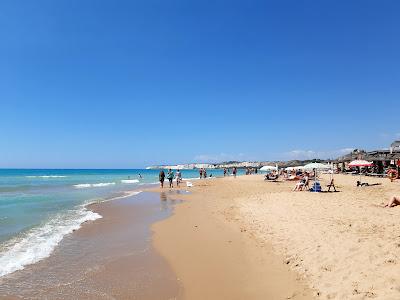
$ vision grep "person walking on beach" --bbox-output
[203,169,207,178]
[233,167,237,178]
[223,168,227,177]
[176,169,182,187]
[159,170,165,188]
[199,169,203,179]
[167,169,174,188]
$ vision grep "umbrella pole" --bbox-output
[314,168,317,192]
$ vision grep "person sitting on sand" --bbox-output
[383,196,400,207]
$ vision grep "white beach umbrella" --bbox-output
[303,162,332,170]
[260,166,277,171]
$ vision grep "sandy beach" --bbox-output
[151,174,400,299]
[2,173,399,299]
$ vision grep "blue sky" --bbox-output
[0,0,399,168]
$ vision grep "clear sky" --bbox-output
[0,0,399,168]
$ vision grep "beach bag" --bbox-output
[310,181,321,192]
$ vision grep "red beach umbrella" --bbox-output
[348,160,374,183]
[348,160,374,167]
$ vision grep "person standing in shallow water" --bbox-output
[167,169,174,188]
[175,169,182,187]
[199,169,203,179]
[159,170,165,188]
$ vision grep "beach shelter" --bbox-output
[348,160,374,182]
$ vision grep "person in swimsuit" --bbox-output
[175,169,182,187]
[159,170,165,188]
[383,195,400,207]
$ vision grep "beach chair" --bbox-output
[327,179,337,192]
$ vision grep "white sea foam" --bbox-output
[108,190,142,201]
[182,177,201,181]
[120,179,139,184]
[26,175,67,178]
[0,207,101,277]
[73,182,116,188]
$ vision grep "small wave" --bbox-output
[26,175,67,178]
[120,179,139,184]
[0,207,101,277]
[73,182,116,188]
[108,190,142,201]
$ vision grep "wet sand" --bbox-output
[0,192,181,299]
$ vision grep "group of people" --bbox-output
[223,167,237,177]
[199,168,211,179]
[245,167,258,175]
[158,169,182,188]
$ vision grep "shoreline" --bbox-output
[0,191,182,299]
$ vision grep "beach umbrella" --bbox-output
[303,163,332,192]
[260,166,277,172]
[348,160,374,168]
[303,163,332,170]
[348,160,374,182]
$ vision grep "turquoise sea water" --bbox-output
[0,168,241,277]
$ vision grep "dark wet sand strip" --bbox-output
[0,192,181,299]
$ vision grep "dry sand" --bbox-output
[151,174,400,299]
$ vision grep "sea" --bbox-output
[0,168,242,278]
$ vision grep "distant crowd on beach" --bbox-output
[157,165,399,208]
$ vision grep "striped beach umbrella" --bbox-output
[348,160,374,167]
[348,160,374,183]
